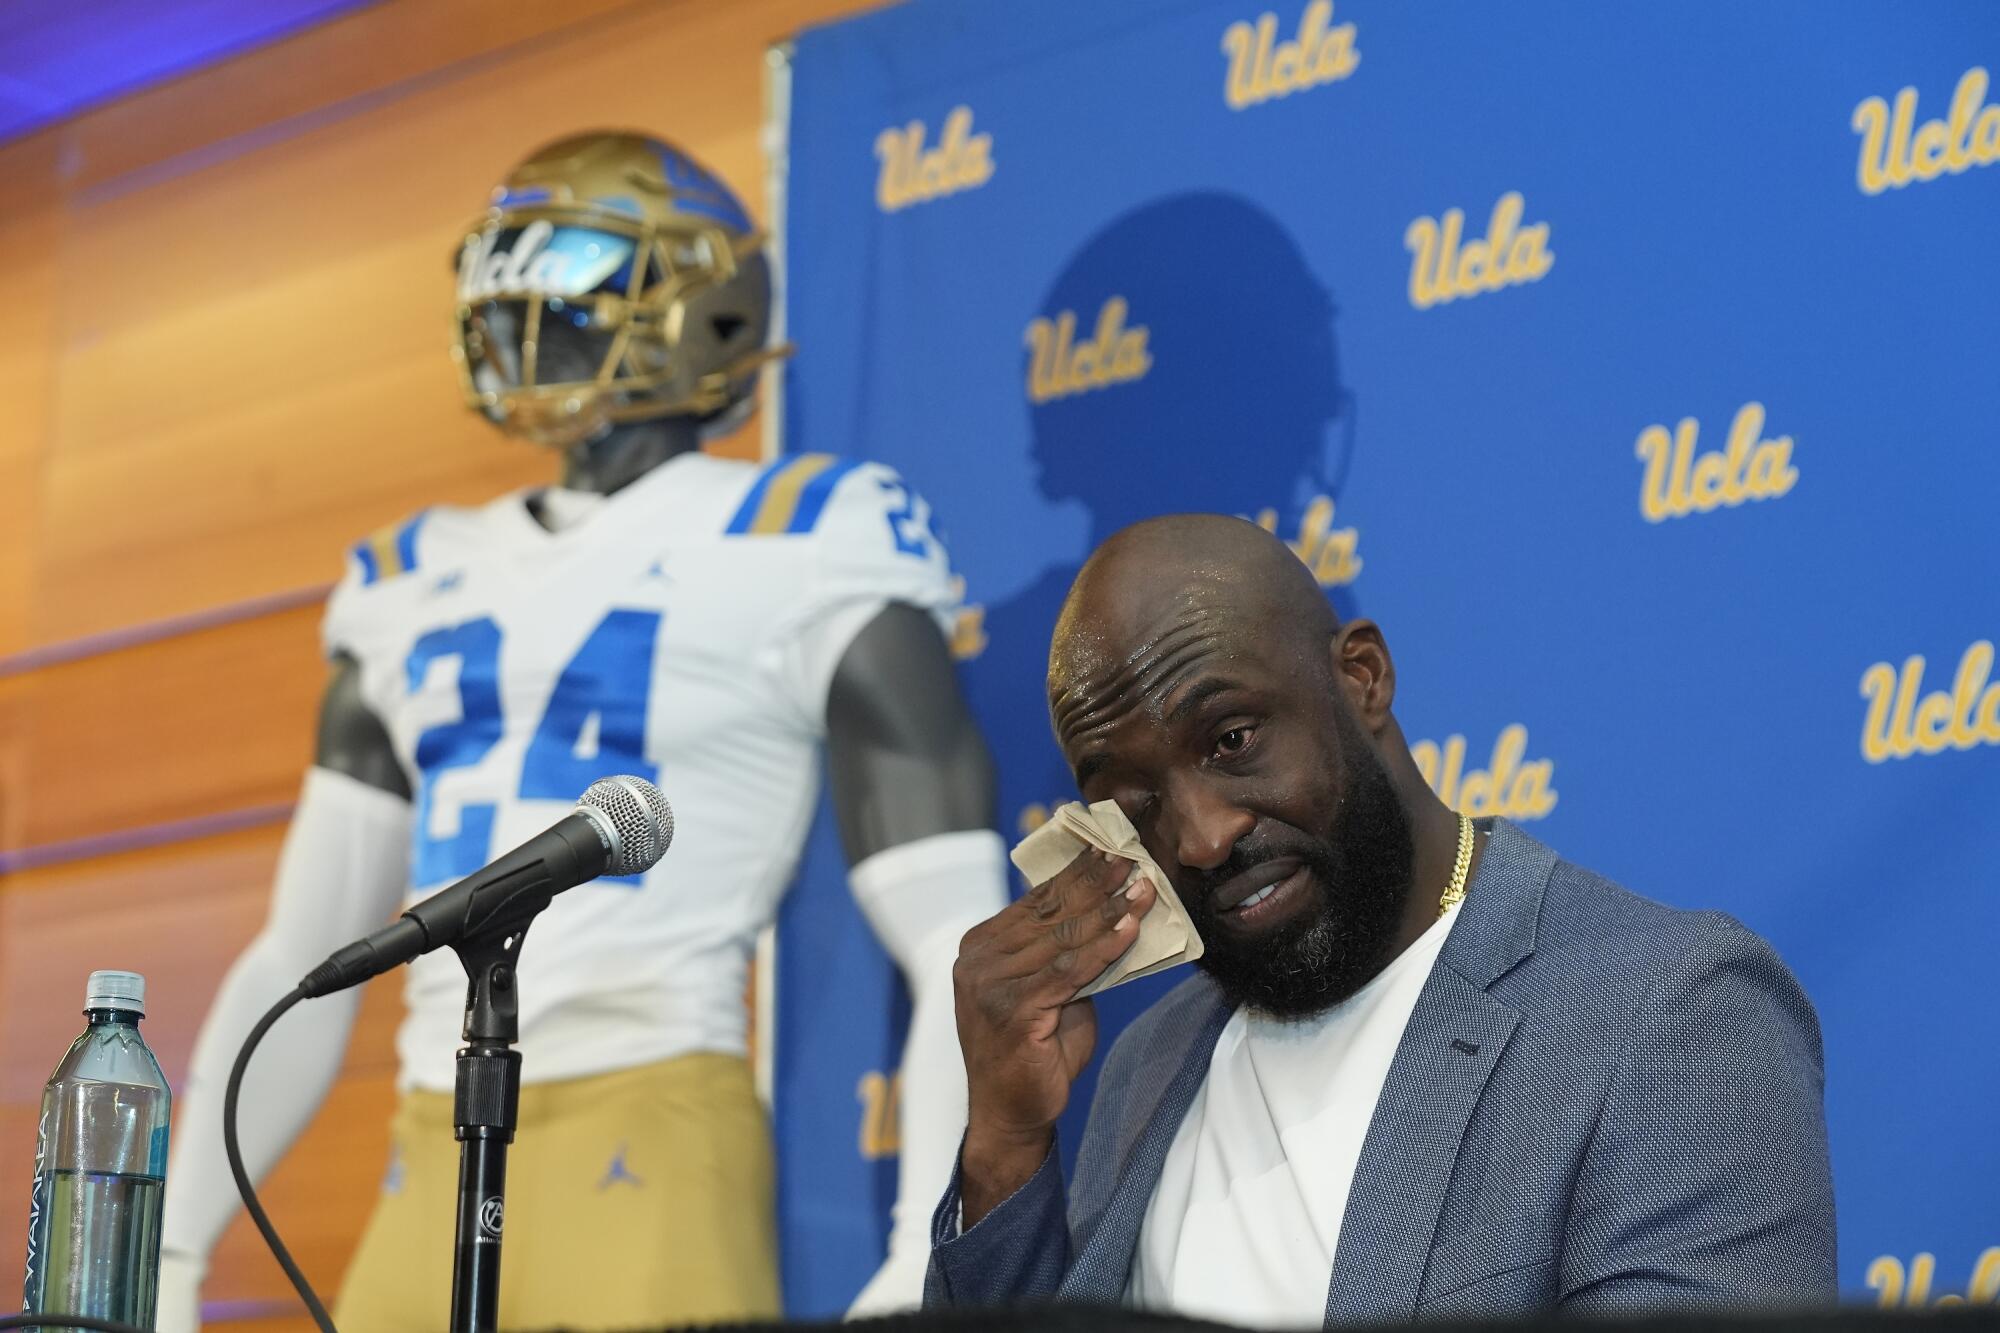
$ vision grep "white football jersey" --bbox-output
[324,451,957,1090]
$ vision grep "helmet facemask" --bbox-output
[451,208,779,450]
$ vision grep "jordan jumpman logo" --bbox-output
[598,1143,644,1190]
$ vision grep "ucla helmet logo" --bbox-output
[451,131,787,448]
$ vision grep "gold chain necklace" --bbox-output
[1438,813,1474,918]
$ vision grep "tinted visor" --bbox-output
[457,222,640,303]
[457,223,645,395]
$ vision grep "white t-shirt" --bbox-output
[1128,904,1461,1327]
[322,450,957,1090]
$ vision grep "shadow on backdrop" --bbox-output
[960,191,1361,1171]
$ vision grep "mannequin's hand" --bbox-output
[154,1251,206,1333]
[844,1239,930,1318]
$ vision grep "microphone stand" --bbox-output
[448,919,533,1333]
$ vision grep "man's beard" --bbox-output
[1185,723,1416,1020]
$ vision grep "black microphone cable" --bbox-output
[223,985,339,1333]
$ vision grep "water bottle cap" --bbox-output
[85,970,145,1015]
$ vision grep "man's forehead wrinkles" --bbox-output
[1053,616,1221,742]
[1056,606,1214,700]
[1053,680,1143,748]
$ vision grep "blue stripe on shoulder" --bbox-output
[724,459,791,535]
[352,542,381,586]
[786,458,865,533]
[395,511,427,575]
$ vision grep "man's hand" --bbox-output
[952,848,1154,1228]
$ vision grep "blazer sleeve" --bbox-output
[924,1138,1070,1307]
[1557,920,1838,1314]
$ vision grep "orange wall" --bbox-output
[0,0,884,1323]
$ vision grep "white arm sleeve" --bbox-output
[159,767,411,1273]
[841,828,1011,1317]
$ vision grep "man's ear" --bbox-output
[1330,620,1396,733]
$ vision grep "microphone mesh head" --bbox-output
[578,776,674,876]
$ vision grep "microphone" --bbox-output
[298,775,674,998]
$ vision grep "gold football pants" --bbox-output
[334,1052,781,1331]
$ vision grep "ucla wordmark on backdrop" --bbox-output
[1024,296,1153,403]
[1405,192,1555,311]
[1853,66,2000,196]
[1221,0,1360,111]
[1254,496,1360,590]
[1635,402,1798,524]
[1859,640,2000,764]
[875,105,994,212]
[1410,725,1559,822]
[1867,1249,2000,1309]
[855,1069,903,1160]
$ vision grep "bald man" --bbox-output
[930,516,1835,1325]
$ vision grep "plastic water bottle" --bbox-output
[21,970,172,1329]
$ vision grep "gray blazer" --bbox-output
[927,819,1836,1322]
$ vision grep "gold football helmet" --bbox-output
[451,131,786,448]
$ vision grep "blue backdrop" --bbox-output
[770,0,2000,1314]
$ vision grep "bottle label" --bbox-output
[22,1103,51,1308]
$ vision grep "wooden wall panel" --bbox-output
[35,0,878,646]
[14,603,323,848]
[0,827,302,1106]
[0,133,58,658]
[0,1,891,1325]
[63,0,645,194]
[0,678,28,850]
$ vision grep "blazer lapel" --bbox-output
[1322,819,1555,1325]
[1062,994,1234,1303]
[1322,969,1519,1324]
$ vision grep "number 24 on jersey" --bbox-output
[404,609,660,886]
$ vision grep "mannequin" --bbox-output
[157,131,1007,1331]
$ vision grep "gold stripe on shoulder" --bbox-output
[749,454,839,535]
[367,527,404,579]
